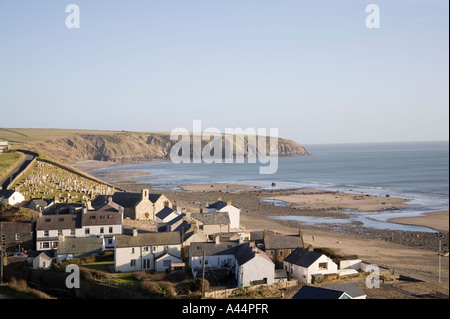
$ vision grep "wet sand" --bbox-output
[389,211,449,232]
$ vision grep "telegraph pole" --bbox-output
[0,223,3,284]
[201,250,206,298]
[438,240,441,283]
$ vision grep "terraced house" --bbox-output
[114,229,182,273]
[35,201,123,251]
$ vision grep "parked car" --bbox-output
[13,252,27,258]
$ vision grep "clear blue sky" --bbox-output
[0,0,448,144]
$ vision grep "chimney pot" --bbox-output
[132,228,138,237]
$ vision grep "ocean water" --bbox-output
[89,141,449,232]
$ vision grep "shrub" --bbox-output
[140,281,177,298]
[7,277,54,299]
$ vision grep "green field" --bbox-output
[0,152,25,181]
[0,128,121,149]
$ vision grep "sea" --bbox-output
[88,141,449,233]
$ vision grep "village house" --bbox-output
[35,201,123,251]
[283,247,338,284]
[0,221,34,255]
[27,250,55,270]
[189,240,240,273]
[0,141,9,153]
[190,212,231,235]
[206,197,241,230]
[0,190,25,206]
[95,189,172,221]
[189,238,276,288]
[262,230,304,268]
[156,206,179,224]
[56,236,105,263]
[114,229,182,273]
[292,283,366,299]
[26,198,55,213]
[234,242,275,288]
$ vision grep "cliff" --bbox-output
[27,131,310,164]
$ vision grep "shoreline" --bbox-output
[388,211,449,233]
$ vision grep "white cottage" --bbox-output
[283,247,338,284]
[207,198,241,230]
[114,229,182,273]
[0,190,25,206]
[235,243,275,288]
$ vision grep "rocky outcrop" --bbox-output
[28,132,309,163]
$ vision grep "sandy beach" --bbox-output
[389,211,449,232]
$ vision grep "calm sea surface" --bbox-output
[89,141,449,232]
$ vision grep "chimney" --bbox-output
[308,244,313,252]
[132,228,138,237]
[263,229,267,240]
[299,227,304,248]
[238,233,244,244]
[227,199,232,206]
[199,204,204,214]
[215,236,220,245]
[173,201,177,212]
[217,196,222,201]
[87,200,93,210]
[58,234,65,242]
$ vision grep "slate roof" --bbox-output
[284,247,323,268]
[189,241,240,257]
[0,221,32,234]
[207,200,228,210]
[115,231,181,248]
[93,192,165,209]
[292,285,349,299]
[191,212,230,225]
[156,207,174,220]
[36,212,81,230]
[57,237,104,255]
[263,235,304,250]
[234,242,273,266]
[81,203,122,227]
[322,283,366,299]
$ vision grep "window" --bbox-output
[15,233,20,241]
[100,215,106,219]
[58,218,64,222]
[319,262,328,270]
[130,259,136,267]
[70,229,76,236]
[100,227,104,234]
[42,242,50,249]
[107,238,113,245]
[58,230,63,235]
[131,248,135,254]
[143,259,150,269]
[143,246,149,252]
[279,251,283,256]
[85,228,90,235]
[90,215,96,220]
[45,218,51,223]
[44,230,49,237]
[109,227,113,233]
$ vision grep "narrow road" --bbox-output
[0,153,35,190]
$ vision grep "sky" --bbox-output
[0,0,448,144]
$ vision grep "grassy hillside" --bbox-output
[0,201,37,222]
[0,128,310,164]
